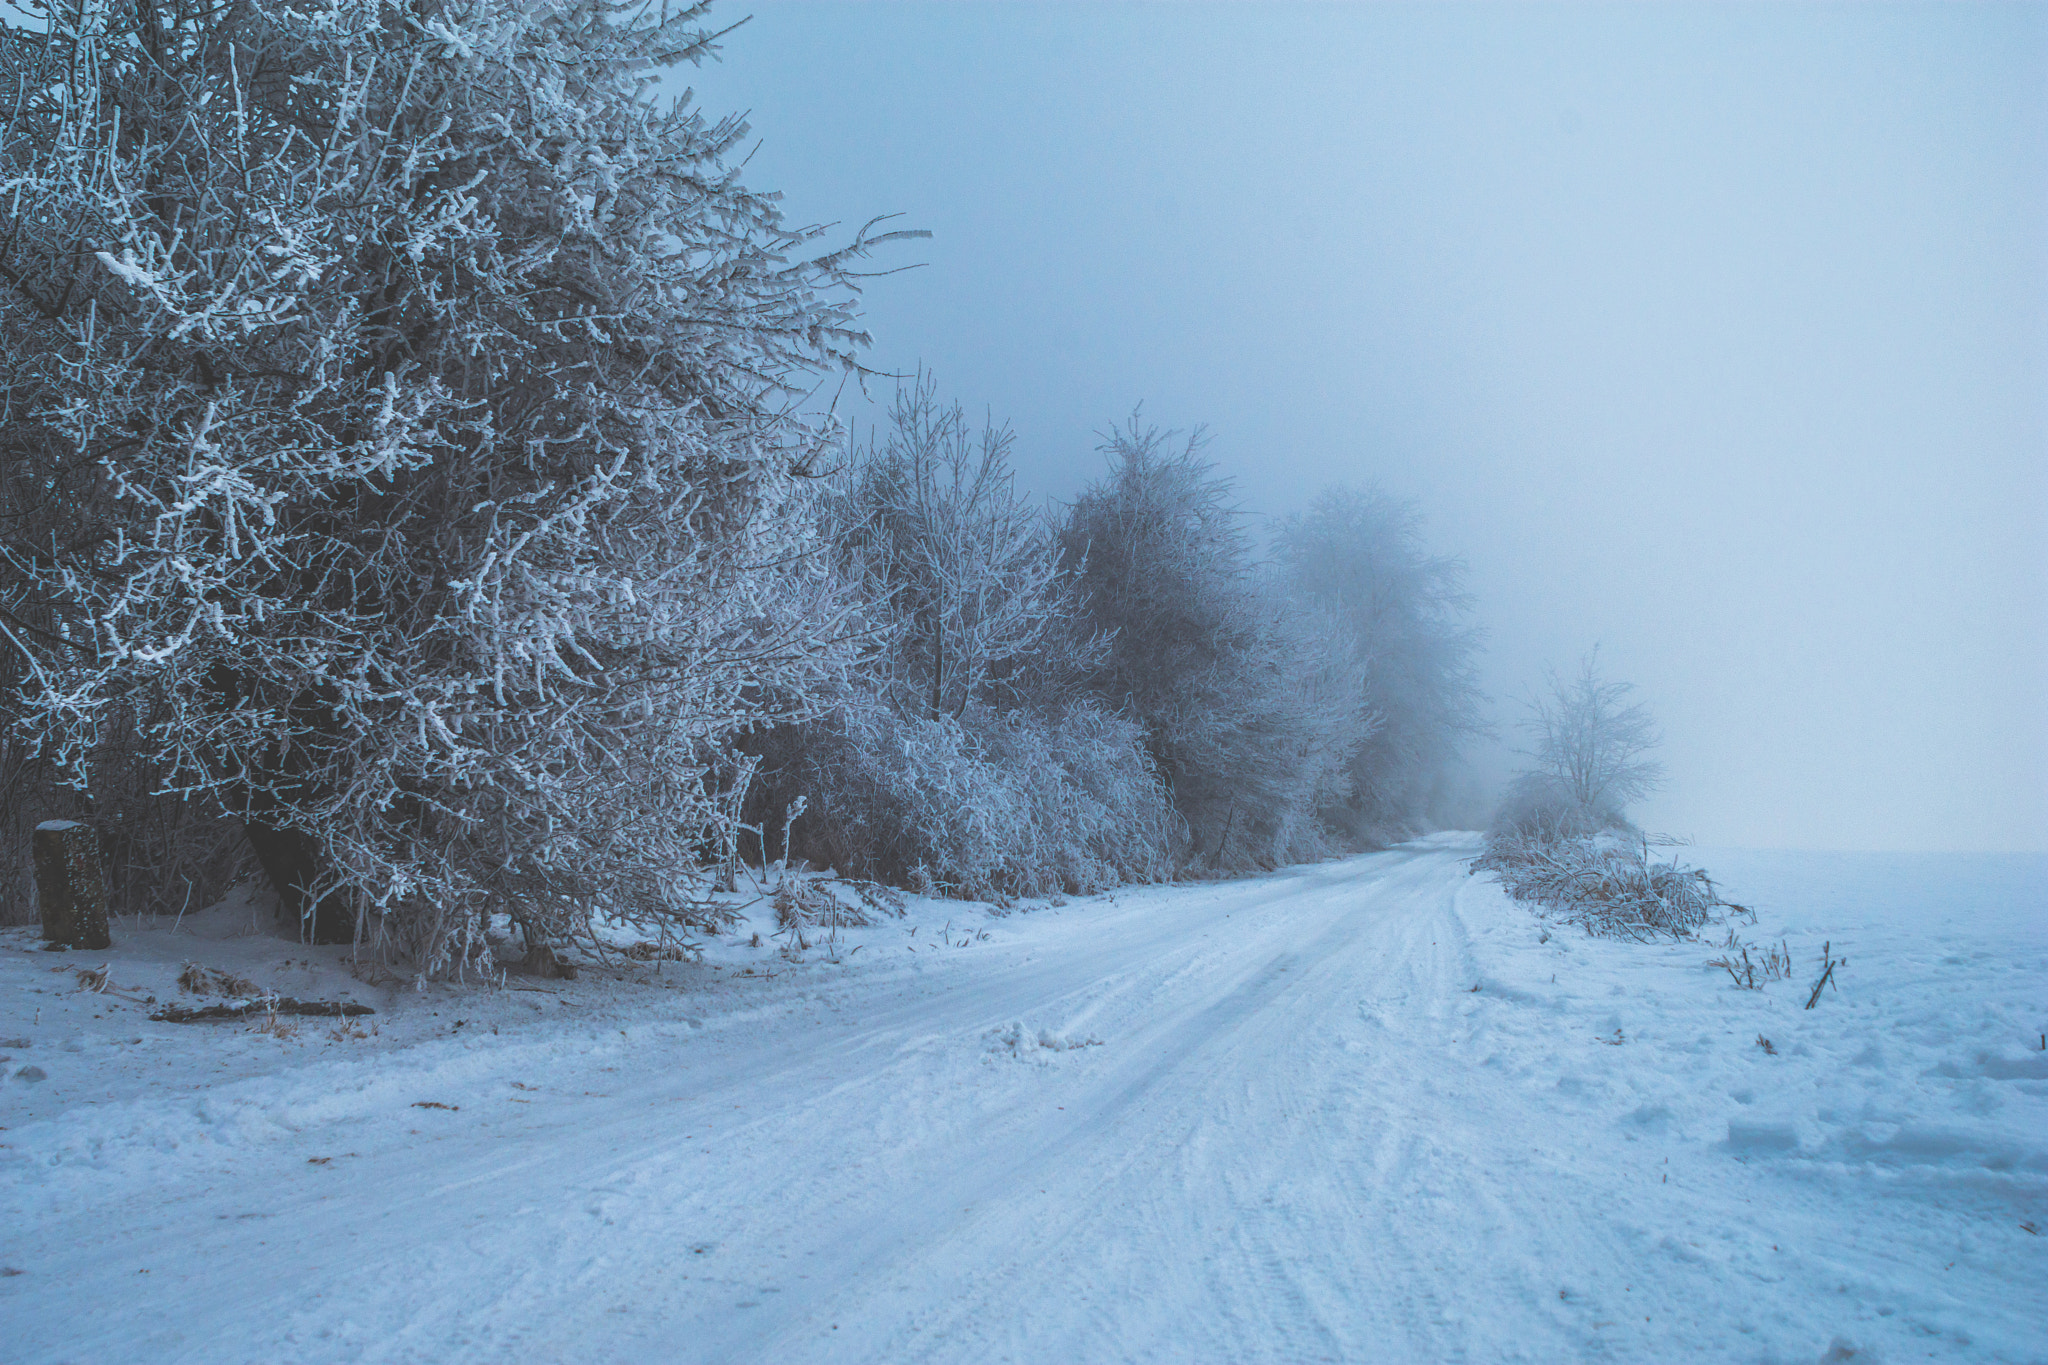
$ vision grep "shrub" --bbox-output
[1487,772,1618,844]
[1474,830,1732,940]
[762,697,1179,901]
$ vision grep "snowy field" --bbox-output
[1,836,2043,1365]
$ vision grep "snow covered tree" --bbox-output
[1061,418,1363,871]
[1274,486,1484,840]
[1517,649,1664,828]
[831,375,1099,721]
[751,378,1176,898]
[0,0,914,970]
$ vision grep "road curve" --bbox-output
[11,844,1556,1365]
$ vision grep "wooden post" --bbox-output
[33,821,110,950]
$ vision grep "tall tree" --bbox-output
[1062,418,1360,870]
[832,374,1091,722]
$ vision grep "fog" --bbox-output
[672,2,2045,852]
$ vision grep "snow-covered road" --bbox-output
[4,839,2043,1363]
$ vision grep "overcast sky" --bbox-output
[672,2,2046,852]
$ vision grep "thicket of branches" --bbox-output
[0,0,918,968]
[746,379,1178,900]
[1,0,1490,967]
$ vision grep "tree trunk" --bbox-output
[241,817,353,945]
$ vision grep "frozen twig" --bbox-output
[1804,941,1841,1010]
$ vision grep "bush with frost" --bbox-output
[1472,829,1732,940]
[770,696,1177,900]
[1487,771,1615,844]
[0,0,913,971]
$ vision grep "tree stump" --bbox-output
[33,821,110,950]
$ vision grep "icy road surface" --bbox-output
[3,837,2044,1363]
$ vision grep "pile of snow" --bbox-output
[984,1021,1103,1063]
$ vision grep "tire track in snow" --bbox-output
[699,848,1473,1365]
[18,846,1638,1365]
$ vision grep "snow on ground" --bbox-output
[1,836,2042,1364]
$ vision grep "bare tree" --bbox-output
[1521,649,1665,823]
[833,374,1093,721]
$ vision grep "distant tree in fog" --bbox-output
[1521,650,1665,824]
[1273,487,1484,839]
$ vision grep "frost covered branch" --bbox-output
[0,0,897,967]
